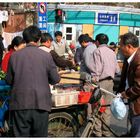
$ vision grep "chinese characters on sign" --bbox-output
[38,2,47,32]
[95,12,119,25]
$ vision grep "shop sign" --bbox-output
[96,12,119,25]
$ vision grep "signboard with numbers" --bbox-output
[95,12,119,25]
[38,2,47,32]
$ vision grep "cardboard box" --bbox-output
[52,91,79,107]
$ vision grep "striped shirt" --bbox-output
[80,42,97,74]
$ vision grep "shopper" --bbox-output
[78,34,97,118]
[78,34,97,74]
[1,36,25,73]
[6,25,60,137]
[119,32,140,137]
[85,33,120,137]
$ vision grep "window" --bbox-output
[66,34,72,40]
[66,27,72,33]
[63,24,76,45]
[66,27,72,40]
[136,30,140,36]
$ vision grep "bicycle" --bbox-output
[48,95,88,137]
[81,81,127,137]
[47,75,124,138]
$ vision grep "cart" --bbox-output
[48,76,129,138]
[48,103,87,137]
[0,79,90,137]
[48,82,89,137]
[0,76,128,137]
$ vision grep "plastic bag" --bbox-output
[110,95,127,120]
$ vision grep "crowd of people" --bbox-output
[0,25,139,137]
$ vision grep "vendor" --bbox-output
[39,33,76,70]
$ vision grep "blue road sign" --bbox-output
[38,2,47,32]
[96,12,119,25]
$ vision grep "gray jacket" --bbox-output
[6,44,60,111]
[80,42,97,74]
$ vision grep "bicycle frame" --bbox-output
[81,96,102,137]
[81,81,119,137]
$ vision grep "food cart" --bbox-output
[48,71,92,137]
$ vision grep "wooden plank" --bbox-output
[59,72,81,84]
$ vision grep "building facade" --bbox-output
[47,4,140,46]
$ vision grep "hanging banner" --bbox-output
[95,12,119,25]
[38,2,47,32]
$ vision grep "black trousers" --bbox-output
[10,110,49,137]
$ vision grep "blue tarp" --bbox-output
[0,80,11,92]
[0,80,11,128]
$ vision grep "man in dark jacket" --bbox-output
[6,26,60,137]
[119,32,140,137]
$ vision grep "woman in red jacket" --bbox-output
[1,36,25,73]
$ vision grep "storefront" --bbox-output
[47,4,140,46]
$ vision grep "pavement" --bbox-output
[110,110,129,137]
[110,75,130,137]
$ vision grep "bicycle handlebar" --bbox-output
[60,76,117,98]
[86,81,117,98]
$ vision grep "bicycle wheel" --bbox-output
[81,121,93,137]
[48,112,78,137]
